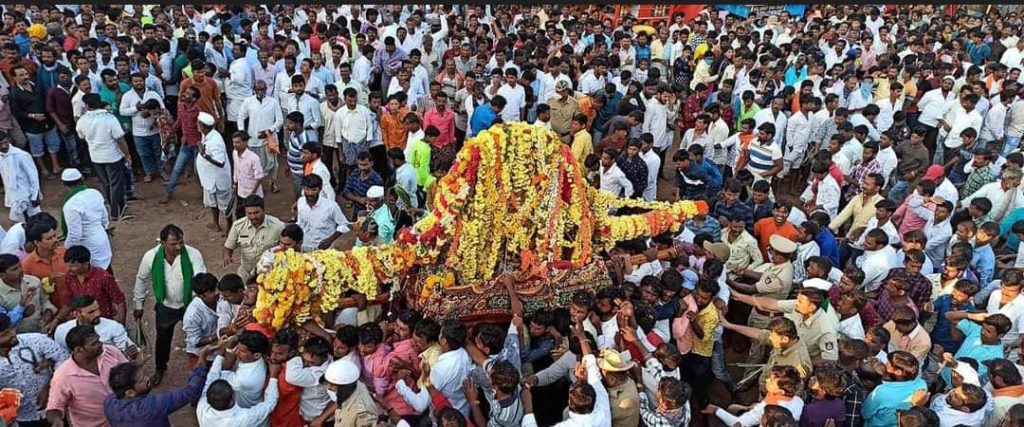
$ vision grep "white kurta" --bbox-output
[0,146,40,208]
[196,130,233,192]
[237,95,283,148]
[225,59,255,122]
[62,188,112,269]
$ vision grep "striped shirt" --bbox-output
[286,131,307,175]
[745,140,782,180]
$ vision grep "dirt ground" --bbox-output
[12,167,319,426]
[10,139,769,426]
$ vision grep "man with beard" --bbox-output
[105,342,216,427]
[354,185,394,247]
[54,294,136,355]
[0,312,68,426]
[0,129,41,222]
[297,174,350,251]
[46,324,132,426]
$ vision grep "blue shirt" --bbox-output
[930,295,974,354]
[784,65,808,88]
[967,41,991,66]
[582,33,613,50]
[685,216,722,242]
[0,303,25,327]
[104,364,208,427]
[313,66,336,87]
[469,105,497,137]
[343,170,384,215]
[635,44,651,63]
[954,320,1004,380]
[861,378,927,427]
[815,229,841,268]
[999,207,1024,252]
[972,244,995,286]
[698,158,723,195]
[712,200,754,232]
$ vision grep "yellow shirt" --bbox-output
[874,77,891,101]
[692,302,718,357]
[830,193,884,237]
[571,130,594,167]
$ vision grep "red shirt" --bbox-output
[269,369,303,427]
[65,266,125,319]
[175,101,202,147]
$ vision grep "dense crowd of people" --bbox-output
[7,3,1024,427]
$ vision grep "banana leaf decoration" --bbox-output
[393,185,413,209]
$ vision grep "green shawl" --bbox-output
[152,245,193,306]
[60,184,88,238]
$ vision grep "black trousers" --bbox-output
[922,124,939,163]
[155,303,186,372]
[94,161,127,219]
[369,145,391,185]
[322,145,339,188]
[680,352,712,407]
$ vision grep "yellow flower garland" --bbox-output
[255,123,707,329]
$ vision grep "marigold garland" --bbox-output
[255,123,708,329]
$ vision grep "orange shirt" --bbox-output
[179,77,222,119]
[381,107,410,150]
[578,96,597,129]
[752,217,799,259]
[22,247,69,308]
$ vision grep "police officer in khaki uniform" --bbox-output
[223,195,286,282]
[729,278,840,365]
[719,315,813,393]
[727,234,796,365]
[324,359,379,427]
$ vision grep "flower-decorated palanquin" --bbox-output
[256,123,706,329]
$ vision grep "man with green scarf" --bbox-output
[132,224,207,386]
[728,280,840,366]
[60,168,113,272]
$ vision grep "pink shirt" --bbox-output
[893,196,934,237]
[232,149,265,197]
[361,344,391,397]
[422,107,455,148]
[48,345,129,427]
[382,338,422,415]
[671,294,699,355]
